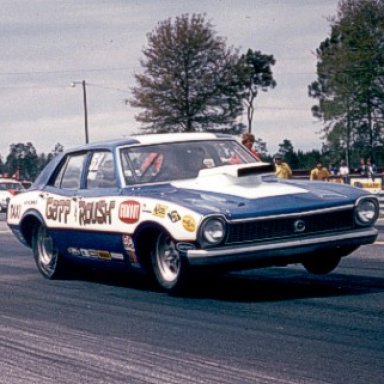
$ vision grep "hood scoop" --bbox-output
[198,163,274,179]
[172,163,308,199]
[236,164,275,177]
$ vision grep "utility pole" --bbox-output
[71,80,89,144]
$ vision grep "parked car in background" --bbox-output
[6,133,380,293]
[0,178,25,213]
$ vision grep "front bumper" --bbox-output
[185,227,378,267]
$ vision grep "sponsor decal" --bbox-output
[168,210,181,223]
[119,200,140,224]
[98,250,112,260]
[122,234,139,264]
[9,204,21,220]
[79,200,116,226]
[111,252,124,261]
[122,234,135,251]
[153,203,168,218]
[24,200,38,206]
[76,248,113,260]
[80,249,91,257]
[182,215,196,232]
[67,247,81,256]
[89,250,99,257]
[46,197,71,224]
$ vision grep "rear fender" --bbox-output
[19,209,46,247]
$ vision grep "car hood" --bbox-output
[126,164,366,219]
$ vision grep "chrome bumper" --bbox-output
[185,227,378,267]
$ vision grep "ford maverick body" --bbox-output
[7,133,379,293]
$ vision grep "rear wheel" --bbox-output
[150,231,190,293]
[32,224,65,279]
[302,246,358,275]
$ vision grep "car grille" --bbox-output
[225,208,355,245]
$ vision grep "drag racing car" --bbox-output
[7,133,379,293]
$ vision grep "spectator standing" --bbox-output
[357,158,368,176]
[338,160,350,183]
[310,161,330,181]
[329,163,338,176]
[274,154,292,179]
[366,158,377,179]
[241,132,261,161]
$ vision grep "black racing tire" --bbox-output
[302,255,341,275]
[32,223,66,279]
[302,246,358,275]
[150,231,190,294]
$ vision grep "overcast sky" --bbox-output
[0,0,340,158]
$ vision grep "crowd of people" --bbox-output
[240,133,380,182]
[319,157,378,182]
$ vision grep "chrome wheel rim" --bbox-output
[156,234,180,283]
[36,226,57,272]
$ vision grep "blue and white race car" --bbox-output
[7,133,379,293]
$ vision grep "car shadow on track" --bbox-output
[61,263,384,302]
[187,269,384,302]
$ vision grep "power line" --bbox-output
[88,83,131,93]
[0,68,317,77]
[256,106,310,111]
[0,67,136,76]
[0,82,131,93]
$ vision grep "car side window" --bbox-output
[52,153,86,190]
[86,151,117,189]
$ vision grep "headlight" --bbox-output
[200,217,226,245]
[355,197,379,226]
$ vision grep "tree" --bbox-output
[277,139,299,169]
[0,155,4,176]
[236,49,276,133]
[129,13,244,133]
[253,137,268,159]
[5,142,39,180]
[309,0,384,166]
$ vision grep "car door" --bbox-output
[71,150,124,258]
[43,151,87,225]
[41,151,88,254]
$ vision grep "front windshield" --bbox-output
[0,182,23,190]
[120,139,258,185]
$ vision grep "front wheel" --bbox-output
[150,232,190,293]
[302,246,358,275]
[32,223,66,279]
[302,255,341,275]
